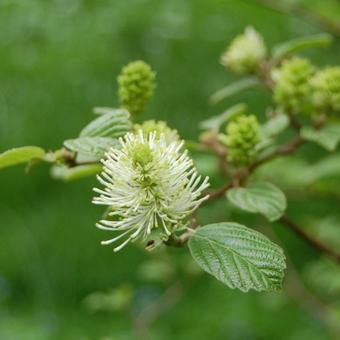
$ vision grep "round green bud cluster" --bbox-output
[273,57,315,115]
[220,115,260,166]
[134,120,180,144]
[311,67,340,116]
[118,60,156,115]
[220,27,267,74]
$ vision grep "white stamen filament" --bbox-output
[93,131,210,251]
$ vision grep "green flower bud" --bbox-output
[131,143,153,167]
[134,120,180,144]
[311,67,340,116]
[220,115,260,166]
[220,27,267,74]
[273,57,315,115]
[118,60,156,115]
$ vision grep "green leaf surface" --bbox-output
[64,137,120,158]
[301,123,340,151]
[272,33,333,60]
[209,77,260,104]
[51,164,102,182]
[199,103,247,132]
[93,107,118,115]
[80,108,131,138]
[262,114,289,138]
[227,182,287,221]
[0,146,45,169]
[188,223,286,292]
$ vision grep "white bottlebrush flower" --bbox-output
[93,131,210,252]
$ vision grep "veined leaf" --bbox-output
[227,182,287,222]
[272,33,333,60]
[80,108,131,138]
[301,124,340,151]
[51,164,102,182]
[188,223,286,292]
[210,77,260,104]
[0,146,45,169]
[199,103,247,132]
[64,137,120,158]
[262,114,289,138]
[93,107,118,115]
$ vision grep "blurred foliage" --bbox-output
[1,0,340,339]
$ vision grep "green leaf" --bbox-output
[51,164,102,182]
[188,223,286,292]
[199,103,247,132]
[301,123,340,151]
[210,77,260,104]
[64,137,120,158]
[272,33,333,60]
[0,146,45,169]
[80,108,131,138]
[262,114,289,138]
[227,182,287,222]
[93,107,118,115]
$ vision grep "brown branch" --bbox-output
[199,132,340,263]
[207,182,233,201]
[164,233,192,248]
[279,216,340,263]
[250,136,305,170]
[206,135,305,204]
[288,115,303,131]
[260,225,340,337]
[164,211,199,247]
[199,134,229,178]
[51,148,101,168]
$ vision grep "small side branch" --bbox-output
[164,212,198,247]
[279,216,340,263]
[206,136,305,204]
[207,182,233,201]
[251,136,305,170]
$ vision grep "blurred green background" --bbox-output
[1,0,340,339]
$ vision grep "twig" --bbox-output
[200,134,229,178]
[200,131,340,264]
[289,115,302,131]
[250,136,305,170]
[206,135,305,203]
[260,224,340,338]
[164,211,199,247]
[279,216,340,263]
[207,182,233,201]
